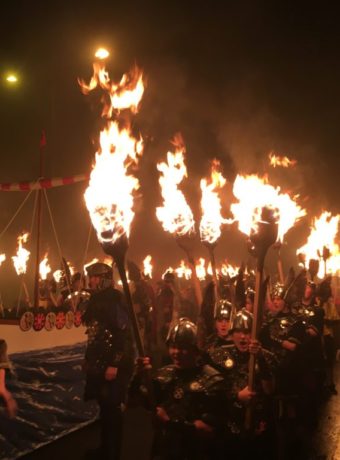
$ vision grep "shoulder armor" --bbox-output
[209,344,234,369]
[155,365,176,384]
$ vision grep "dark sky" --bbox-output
[0,1,339,301]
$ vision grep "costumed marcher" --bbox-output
[209,309,276,460]
[244,287,255,314]
[205,299,233,352]
[130,317,227,460]
[260,282,306,460]
[0,339,17,419]
[83,262,134,460]
[316,277,339,396]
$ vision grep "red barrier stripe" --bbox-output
[0,174,89,191]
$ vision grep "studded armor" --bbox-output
[83,287,134,403]
[208,344,276,435]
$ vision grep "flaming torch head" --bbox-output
[296,212,340,278]
[231,174,305,243]
[248,207,278,264]
[39,253,51,280]
[81,61,145,264]
[12,232,30,276]
[199,159,230,245]
[156,134,195,238]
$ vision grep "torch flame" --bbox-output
[175,260,192,280]
[200,159,231,244]
[79,63,144,116]
[230,174,306,242]
[220,262,239,278]
[12,232,30,275]
[84,258,99,273]
[297,211,340,278]
[39,253,51,280]
[156,134,195,237]
[269,152,297,168]
[53,269,63,283]
[84,122,143,244]
[195,257,207,281]
[143,255,153,278]
[0,254,6,266]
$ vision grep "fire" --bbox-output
[84,258,99,273]
[200,159,231,244]
[195,257,207,281]
[143,255,153,278]
[156,134,195,237]
[81,60,144,246]
[0,254,6,266]
[39,253,51,280]
[269,152,297,168]
[162,267,174,279]
[79,63,144,116]
[84,122,143,244]
[53,269,63,283]
[12,233,30,275]
[297,211,340,278]
[220,262,239,278]
[230,174,306,241]
[175,260,192,279]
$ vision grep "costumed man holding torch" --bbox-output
[83,262,134,460]
[79,56,146,459]
[208,309,276,459]
[260,283,306,460]
[130,317,227,460]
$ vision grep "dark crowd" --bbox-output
[1,260,339,460]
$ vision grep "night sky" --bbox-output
[0,1,340,303]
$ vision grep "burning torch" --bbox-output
[231,174,305,285]
[246,207,277,428]
[297,212,340,280]
[156,135,202,316]
[12,233,31,313]
[199,159,231,302]
[80,62,145,357]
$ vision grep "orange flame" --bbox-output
[195,257,207,281]
[84,122,143,244]
[200,159,231,244]
[0,254,6,266]
[175,260,192,279]
[220,262,239,278]
[269,152,297,168]
[297,211,340,278]
[83,258,99,273]
[162,267,174,279]
[81,60,144,246]
[79,63,144,117]
[143,255,153,278]
[230,174,305,241]
[53,269,63,283]
[156,135,195,237]
[12,233,30,275]
[39,253,51,280]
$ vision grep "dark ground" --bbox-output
[21,363,340,460]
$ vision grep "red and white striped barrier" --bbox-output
[0,174,89,191]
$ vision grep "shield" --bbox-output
[19,311,34,331]
[33,312,46,331]
[65,310,74,329]
[45,312,56,331]
[55,311,66,330]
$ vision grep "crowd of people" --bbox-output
[1,259,339,460]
